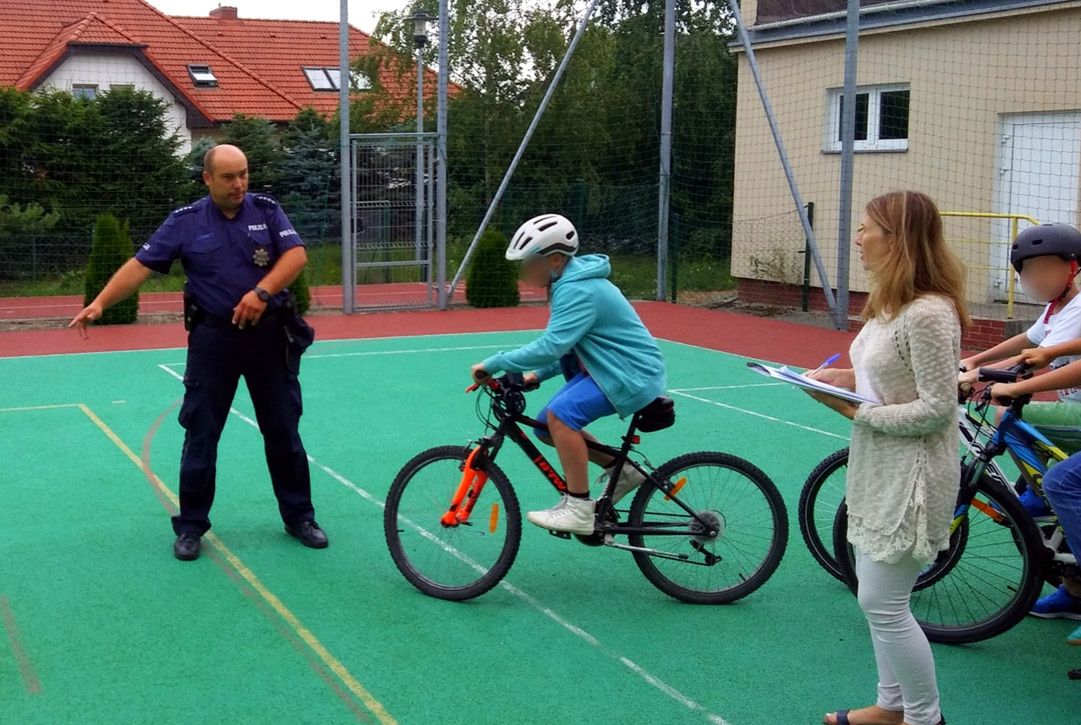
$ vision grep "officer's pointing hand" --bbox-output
[232,290,267,329]
[69,302,103,340]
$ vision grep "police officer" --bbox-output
[70,144,327,561]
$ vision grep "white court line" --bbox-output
[668,389,849,442]
[158,343,513,367]
[0,402,81,413]
[155,362,730,725]
[670,383,784,392]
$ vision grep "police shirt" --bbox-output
[135,193,304,319]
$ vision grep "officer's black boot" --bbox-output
[173,532,202,561]
[285,520,328,549]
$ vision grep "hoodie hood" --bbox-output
[553,254,611,286]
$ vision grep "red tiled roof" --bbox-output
[0,0,444,124]
[176,15,442,118]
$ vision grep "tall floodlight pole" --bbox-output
[339,0,354,313]
[412,8,432,272]
[656,0,675,301]
[835,0,860,329]
[436,0,449,309]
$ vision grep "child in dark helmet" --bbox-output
[470,214,667,535]
[958,222,1081,619]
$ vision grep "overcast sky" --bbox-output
[146,0,408,33]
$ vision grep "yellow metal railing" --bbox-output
[940,211,1040,319]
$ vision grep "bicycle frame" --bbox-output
[958,400,1076,567]
[440,382,719,545]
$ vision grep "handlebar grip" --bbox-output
[977,364,1030,384]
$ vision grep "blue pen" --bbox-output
[808,353,841,377]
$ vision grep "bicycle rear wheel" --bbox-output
[384,446,521,601]
[627,452,788,604]
[798,448,848,581]
[832,473,1046,644]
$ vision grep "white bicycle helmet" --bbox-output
[505,214,579,261]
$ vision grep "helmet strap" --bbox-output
[1047,259,1080,322]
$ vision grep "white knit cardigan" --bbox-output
[847,294,961,564]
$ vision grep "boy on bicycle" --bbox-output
[470,214,666,535]
[960,222,1081,466]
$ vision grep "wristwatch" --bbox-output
[253,286,271,303]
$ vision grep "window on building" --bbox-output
[72,84,98,100]
[110,84,135,92]
[826,84,909,152]
[304,67,371,92]
[187,65,218,87]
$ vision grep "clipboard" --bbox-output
[746,361,879,405]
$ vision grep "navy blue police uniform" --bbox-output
[136,193,315,536]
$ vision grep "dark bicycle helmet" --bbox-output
[1010,222,1081,272]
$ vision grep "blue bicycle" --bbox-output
[801,364,1075,644]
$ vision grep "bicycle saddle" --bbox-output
[635,396,675,432]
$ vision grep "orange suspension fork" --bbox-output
[440,447,490,527]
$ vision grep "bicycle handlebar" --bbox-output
[977,363,1031,384]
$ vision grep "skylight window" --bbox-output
[303,67,335,91]
[187,64,218,87]
[303,67,371,92]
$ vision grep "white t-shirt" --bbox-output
[1027,293,1081,402]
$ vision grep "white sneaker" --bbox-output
[526,495,596,534]
[598,465,647,504]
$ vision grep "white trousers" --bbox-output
[855,549,942,725]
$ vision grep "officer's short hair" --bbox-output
[203,145,219,175]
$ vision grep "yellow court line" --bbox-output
[75,403,397,725]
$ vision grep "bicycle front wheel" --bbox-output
[384,446,521,601]
[627,452,788,604]
[798,448,848,581]
[832,473,1046,644]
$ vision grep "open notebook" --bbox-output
[746,362,880,405]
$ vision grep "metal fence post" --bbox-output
[834,0,860,329]
[656,0,675,301]
[435,0,449,309]
[338,0,354,314]
[802,201,814,312]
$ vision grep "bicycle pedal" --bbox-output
[547,530,572,540]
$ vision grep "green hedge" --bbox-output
[466,228,519,308]
[84,214,138,324]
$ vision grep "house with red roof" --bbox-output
[0,1,439,151]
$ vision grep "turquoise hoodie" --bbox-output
[482,254,666,417]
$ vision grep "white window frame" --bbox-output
[187,65,218,87]
[71,84,98,100]
[825,83,910,153]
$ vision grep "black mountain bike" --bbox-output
[384,373,788,603]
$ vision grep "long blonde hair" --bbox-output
[862,190,971,328]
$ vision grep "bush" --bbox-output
[290,266,311,315]
[466,227,519,308]
[84,214,137,324]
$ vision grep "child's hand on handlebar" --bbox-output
[990,382,1022,406]
[1018,347,1054,370]
[470,363,491,383]
[522,372,540,391]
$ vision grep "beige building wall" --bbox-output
[732,3,1081,303]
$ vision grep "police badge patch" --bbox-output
[253,247,270,267]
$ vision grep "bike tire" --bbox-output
[627,451,788,604]
[384,445,522,601]
[797,447,849,582]
[832,473,1046,644]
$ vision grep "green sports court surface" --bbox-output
[1,330,1078,723]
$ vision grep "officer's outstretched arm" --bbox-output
[69,258,153,338]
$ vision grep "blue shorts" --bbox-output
[534,372,616,434]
